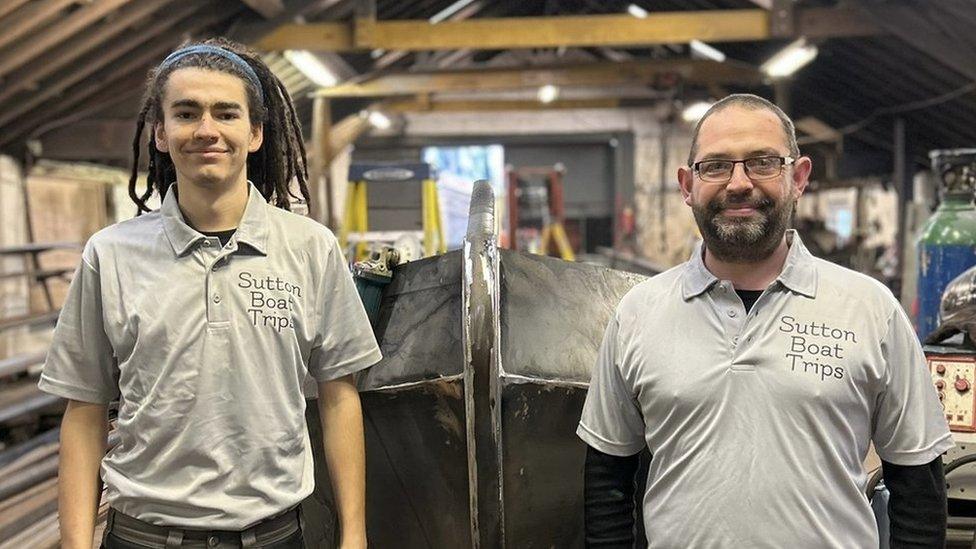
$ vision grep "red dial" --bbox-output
[955,376,971,393]
[936,380,946,390]
[937,364,947,375]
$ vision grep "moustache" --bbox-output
[708,195,775,214]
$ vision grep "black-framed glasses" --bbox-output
[692,156,795,183]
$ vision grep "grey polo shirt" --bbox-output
[578,231,952,548]
[39,182,381,529]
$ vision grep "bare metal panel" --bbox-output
[361,382,471,547]
[496,249,645,547]
[500,382,588,547]
[499,249,646,382]
[361,250,464,389]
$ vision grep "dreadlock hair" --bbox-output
[127,37,309,213]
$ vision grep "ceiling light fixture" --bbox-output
[537,84,559,104]
[429,0,477,24]
[681,101,714,123]
[689,40,726,63]
[627,4,648,18]
[283,50,338,87]
[760,38,818,78]
[368,111,392,130]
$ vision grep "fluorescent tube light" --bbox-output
[690,40,726,63]
[627,4,648,18]
[368,111,392,130]
[283,50,338,87]
[429,0,476,24]
[761,38,818,78]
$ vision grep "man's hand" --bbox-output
[58,400,109,549]
[318,375,367,548]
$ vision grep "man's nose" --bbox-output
[193,114,219,139]
[725,163,755,193]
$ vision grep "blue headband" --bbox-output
[159,45,263,101]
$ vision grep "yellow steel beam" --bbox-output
[257,10,769,51]
[315,59,760,98]
[258,21,352,51]
[369,11,769,50]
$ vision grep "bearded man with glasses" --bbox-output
[578,94,951,548]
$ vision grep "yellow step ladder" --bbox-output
[340,163,446,262]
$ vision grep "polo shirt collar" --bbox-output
[681,229,818,300]
[776,230,818,298]
[681,240,719,300]
[161,181,270,257]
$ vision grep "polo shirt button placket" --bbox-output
[206,247,231,323]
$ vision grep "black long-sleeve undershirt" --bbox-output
[584,446,641,548]
[882,458,946,548]
[583,445,946,548]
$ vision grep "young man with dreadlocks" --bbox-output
[39,38,380,549]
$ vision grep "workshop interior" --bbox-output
[2,0,976,547]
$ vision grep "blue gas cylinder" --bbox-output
[916,149,976,340]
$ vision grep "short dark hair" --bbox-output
[686,93,799,166]
[128,37,309,213]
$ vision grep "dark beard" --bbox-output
[692,191,794,263]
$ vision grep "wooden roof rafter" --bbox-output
[239,0,285,19]
[0,0,176,105]
[0,0,80,51]
[0,0,135,80]
[0,4,245,148]
[0,0,32,21]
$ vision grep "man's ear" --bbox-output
[248,123,263,153]
[792,155,813,197]
[678,165,695,206]
[154,122,168,153]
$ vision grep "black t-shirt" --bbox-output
[735,289,763,314]
[200,229,236,247]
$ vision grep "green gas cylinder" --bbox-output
[352,246,400,328]
[916,149,976,339]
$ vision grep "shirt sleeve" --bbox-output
[306,232,382,382]
[577,314,646,457]
[37,244,119,404]
[872,305,954,465]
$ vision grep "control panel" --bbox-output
[928,355,976,432]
